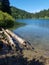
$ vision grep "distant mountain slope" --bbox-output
[11,6,49,19]
[32,9,49,19]
[11,6,32,19]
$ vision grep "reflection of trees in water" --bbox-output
[0,55,44,65]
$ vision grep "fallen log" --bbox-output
[2,28,16,51]
[0,39,8,45]
[6,29,26,46]
[0,31,3,39]
[6,29,34,50]
[0,31,3,34]
[0,35,3,39]
[0,39,9,50]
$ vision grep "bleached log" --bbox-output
[6,29,27,46]
[0,39,8,45]
[6,29,34,49]
[0,35,3,39]
[0,31,3,34]
[2,28,16,50]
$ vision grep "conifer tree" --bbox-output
[0,0,11,14]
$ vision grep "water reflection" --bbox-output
[16,19,49,28]
[14,19,49,50]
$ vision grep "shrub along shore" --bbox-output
[0,11,25,30]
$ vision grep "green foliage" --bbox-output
[11,6,32,19]
[0,11,15,28]
[11,6,49,19]
[33,9,49,19]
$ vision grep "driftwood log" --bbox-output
[6,29,34,50]
[2,28,16,51]
[0,39,8,45]
[0,31,3,34]
[6,29,27,46]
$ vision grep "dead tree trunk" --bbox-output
[6,29,34,50]
[2,28,16,51]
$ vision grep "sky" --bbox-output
[10,0,49,13]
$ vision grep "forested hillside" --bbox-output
[11,6,49,19]
[32,9,49,19]
[11,6,32,19]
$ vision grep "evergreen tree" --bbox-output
[0,0,11,14]
[0,0,2,10]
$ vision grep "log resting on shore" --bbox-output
[6,29,27,45]
[0,31,3,34]
[2,28,16,50]
[0,39,8,45]
[6,29,34,50]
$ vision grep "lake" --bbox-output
[13,19,49,50]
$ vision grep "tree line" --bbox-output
[31,9,49,19]
[11,6,49,19]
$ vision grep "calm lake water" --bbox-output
[13,19,49,50]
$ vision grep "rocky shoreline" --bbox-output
[0,29,49,65]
